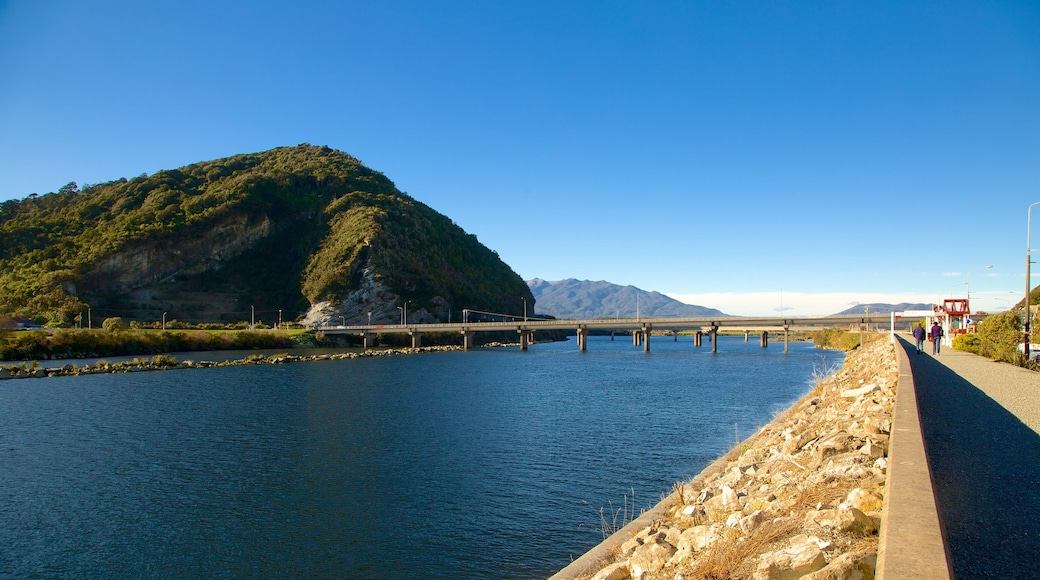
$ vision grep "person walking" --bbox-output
[930,321,944,355]
[913,323,926,354]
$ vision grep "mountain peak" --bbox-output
[527,278,725,319]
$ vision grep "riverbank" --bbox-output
[554,334,896,580]
[0,345,464,379]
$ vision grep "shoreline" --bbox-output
[0,345,466,380]
[552,335,895,579]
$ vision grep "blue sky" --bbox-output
[1,1,1038,316]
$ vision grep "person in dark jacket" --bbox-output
[930,321,944,355]
[913,323,926,354]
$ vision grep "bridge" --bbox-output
[315,313,910,353]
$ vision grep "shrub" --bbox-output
[952,333,981,354]
[977,310,1025,365]
[102,317,127,332]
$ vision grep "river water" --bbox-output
[0,335,841,579]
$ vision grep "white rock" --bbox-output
[755,535,827,580]
[845,488,884,513]
[840,384,879,398]
[721,485,739,507]
[741,510,765,533]
[628,539,676,578]
[592,562,631,580]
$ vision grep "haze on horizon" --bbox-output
[2,1,1037,316]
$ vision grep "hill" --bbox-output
[0,145,533,325]
[527,278,726,319]
[832,303,934,315]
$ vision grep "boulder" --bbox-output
[741,509,766,533]
[805,507,876,536]
[592,562,630,580]
[755,535,827,580]
[801,551,877,580]
[627,538,676,578]
[844,488,884,513]
[841,384,879,398]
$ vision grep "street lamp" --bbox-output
[1026,202,1040,358]
[966,265,992,313]
[250,305,255,330]
[520,297,527,322]
[396,306,404,325]
[368,311,372,325]
[162,311,167,331]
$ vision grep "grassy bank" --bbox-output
[0,328,309,361]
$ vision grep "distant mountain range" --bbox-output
[527,278,726,319]
[832,303,934,315]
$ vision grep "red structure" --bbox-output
[942,299,969,317]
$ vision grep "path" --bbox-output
[901,338,1040,578]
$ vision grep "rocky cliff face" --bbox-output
[0,145,534,325]
[81,212,273,295]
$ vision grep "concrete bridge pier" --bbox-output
[784,326,789,354]
[642,325,652,352]
[745,330,750,342]
[632,331,641,347]
[362,333,377,349]
[761,331,769,348]
[519,330,529,351]
[576,328,589,351]
[711,326,719,353]
[462,331,475,351]
[673,331,678,342]
[410,331,422,348]
[694,331,702,347]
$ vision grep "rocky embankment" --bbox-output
[0,345,464,379]
[571,336,897,580]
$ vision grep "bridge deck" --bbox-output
[317,314,898,335]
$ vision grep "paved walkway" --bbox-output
[900,337,1040,578]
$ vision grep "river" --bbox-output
[0,335,841,579]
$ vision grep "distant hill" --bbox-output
[832,303,934,315]
[0,145,533,325]
[527,278,726,319]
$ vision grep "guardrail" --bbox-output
[314,314,899,334]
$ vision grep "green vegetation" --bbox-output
[810,327,865,351]
[951,286,1039,369]
[0,144,532,326]
[0,328,299,361]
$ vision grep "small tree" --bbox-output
[102,317,127,332]
[977,310,1024,364]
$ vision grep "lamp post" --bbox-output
[250,305,255,330]
[1026,202,1040,358]
[966,265,993,314]
[368,311,372,325]
[520,297,527,322]
[162,311,167,331]
[396,306,404,325]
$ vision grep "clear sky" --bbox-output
[2,1,1038,316]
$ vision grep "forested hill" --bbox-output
[0,145,533,325]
